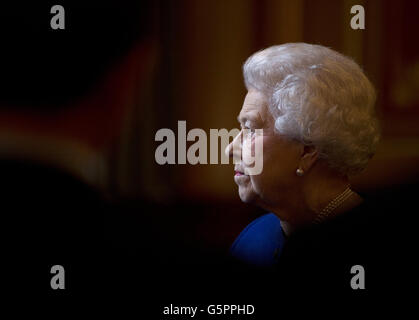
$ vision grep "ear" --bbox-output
[298,145,318,173]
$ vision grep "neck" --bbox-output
[271,163,361,233]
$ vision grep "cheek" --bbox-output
[249,163,273,193]
[241,136,253,166]
[252,137,297,193]
[242,135,264,173]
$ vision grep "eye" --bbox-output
[243,120,256,138]
[243,127,256,139]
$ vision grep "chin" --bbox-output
[238,187,257,204]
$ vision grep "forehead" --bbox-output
[238,90,269,123]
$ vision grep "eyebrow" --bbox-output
[237,112,259,125]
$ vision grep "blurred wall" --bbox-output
[6,1,415,202]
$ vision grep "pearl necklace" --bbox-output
[313,187,354,224]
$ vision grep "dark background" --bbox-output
[0,0,418,315]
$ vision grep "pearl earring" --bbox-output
[296,168,304,176]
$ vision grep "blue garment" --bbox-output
[230,213,285,267]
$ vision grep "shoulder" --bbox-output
[230,213,285,267]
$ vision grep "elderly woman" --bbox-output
[226,43,381,282]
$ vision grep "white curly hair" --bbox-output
[243,43,380,176]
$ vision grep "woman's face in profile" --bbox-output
[227,90,302,212]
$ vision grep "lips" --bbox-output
[234,167,245,176]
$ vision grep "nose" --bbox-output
[225,130,242,161]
